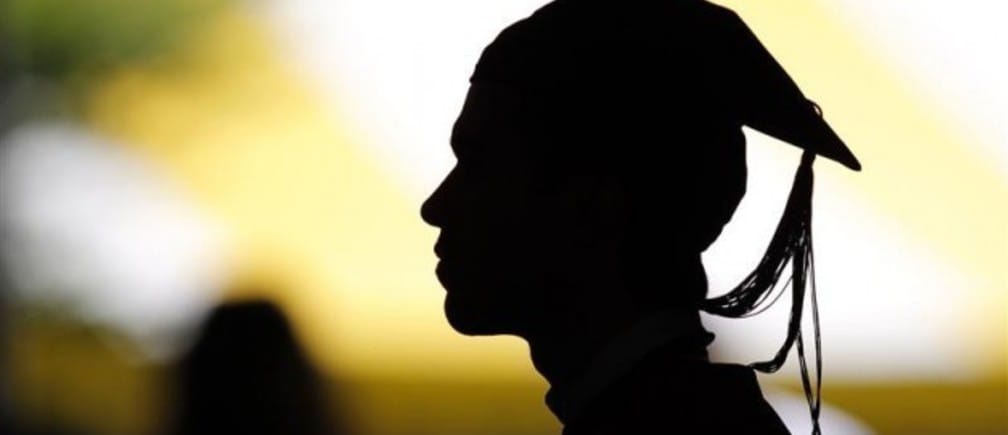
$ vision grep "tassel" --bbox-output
[700,149,823,434]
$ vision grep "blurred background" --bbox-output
[0,0,1004,434]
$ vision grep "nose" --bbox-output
[421,170,452,228]
[420,193,440,227]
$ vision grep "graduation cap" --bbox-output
[468,1,859,433]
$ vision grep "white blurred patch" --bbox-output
[0,123,230,359]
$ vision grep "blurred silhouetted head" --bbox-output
[170,300,338,435]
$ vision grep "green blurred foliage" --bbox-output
[0,0,229,82]
[0,0,232,132]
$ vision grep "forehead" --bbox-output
[451,84,548,158]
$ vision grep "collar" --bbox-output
[544,308,712,425]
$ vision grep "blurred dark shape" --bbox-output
[168,300,342,435]
[0,419,91,435]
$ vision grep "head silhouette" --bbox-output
[421,0,858,342]
[421,1,746,338]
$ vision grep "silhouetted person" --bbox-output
[421,1,860,434]
[168,300,340,435]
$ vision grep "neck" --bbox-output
[524,255,710,412]
[524,287,645,394]
[523,295,705,389]
[527,303,711,424]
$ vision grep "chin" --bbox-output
[443,294,518,337]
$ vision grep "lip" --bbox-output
[434,260,449,291]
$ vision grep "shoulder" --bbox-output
[565,357,789,435]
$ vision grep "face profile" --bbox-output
[421,85,542,336]
[421,84,624,338]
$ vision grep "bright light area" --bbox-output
[825,0,1008,168]
[0,123,229,358]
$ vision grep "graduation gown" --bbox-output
[541,309,790,435]
[561,355,790,435]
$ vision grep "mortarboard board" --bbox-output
[468,1,860,432]
[710,5,860,170]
